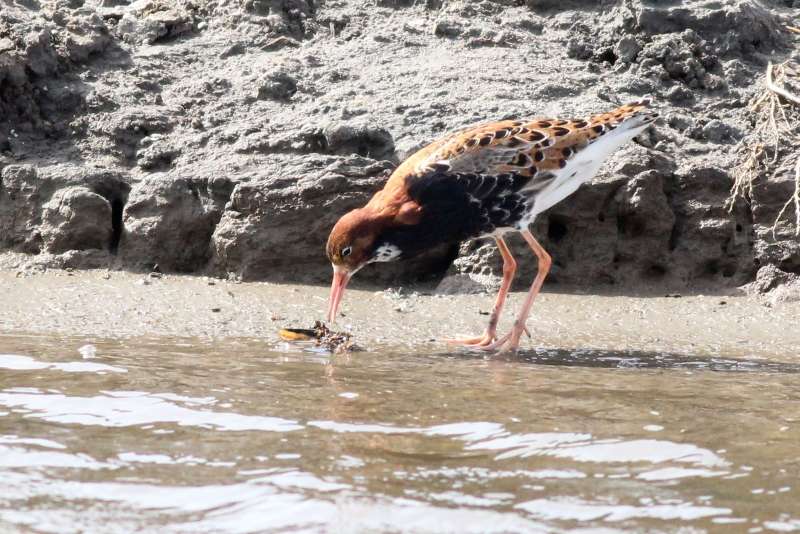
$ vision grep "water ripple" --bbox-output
[0,390,302,432]
[1,337,792,533]
[516,498,731,522]
[0,354,126,374]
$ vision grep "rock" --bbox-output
[436,273,495,294]
[636,31,721,90]
[750,158,800,275]
[527,0,599,10]
[0,5,110,138]
[95,108,174,164]
[394,137,429,162]
[700,119,740,144]
[322,122,396,161]
[438,241,502,294]
[116,1,195,44]
[567,0,785,103]
[668,163,754,285]
[136,134,181,170]
[261,36,300,51]
[1,164,128,258]
[220,43,246,58]
[0,38,14,54]
[665,85,695,103]
[633,0,787,56]
[120,176,234,272]
[243,0,316,37]
[748,264,798,294]
[612,170,675,281]
[614,36,642,64]
[434,18,463,38]
[254,69,298,101]
[0,165,47,253]
[41,187,113,254]
[61,12,112,63]
[566,37,592,61]
[768,282,800,306]
[746,265,800,306]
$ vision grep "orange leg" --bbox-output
[484,230,551,353]
[447,236,517,347]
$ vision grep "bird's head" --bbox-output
[325,207,403,322]
[326,208,378,271]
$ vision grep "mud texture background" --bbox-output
[1,0,799,294]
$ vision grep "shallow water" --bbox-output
[1,334,799,533]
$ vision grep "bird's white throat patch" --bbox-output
[371,243,402,262]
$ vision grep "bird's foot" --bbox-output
[446,325,530,352]
[481,323,530,354]
[445,330,497,348]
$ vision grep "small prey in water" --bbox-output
[279,321,356,353]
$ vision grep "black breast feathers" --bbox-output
[378,170,539,259]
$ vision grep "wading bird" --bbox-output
[326,99,658,352]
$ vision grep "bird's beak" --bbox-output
[327,265,352,323]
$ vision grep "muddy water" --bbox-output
[1,334,799,533]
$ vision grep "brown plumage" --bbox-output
[325,98,658,353]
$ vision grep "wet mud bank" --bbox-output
[1,269,799,361]
[1,1,799,296]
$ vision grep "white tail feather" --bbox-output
[526,116,655,220]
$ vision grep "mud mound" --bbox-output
[0,4,110,143]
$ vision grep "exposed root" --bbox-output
[729,61,800,236]
[771,157,800,238]
[766,61,800,106]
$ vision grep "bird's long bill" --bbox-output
[326,266,351,323]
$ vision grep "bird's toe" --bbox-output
[445,331,497,348]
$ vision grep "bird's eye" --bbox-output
[341,246,352,258]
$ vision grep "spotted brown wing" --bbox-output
[382,98,657,237]
[402,98,656,180]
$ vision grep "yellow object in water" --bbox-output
[278,322,355,352]
[278,328,318,342]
